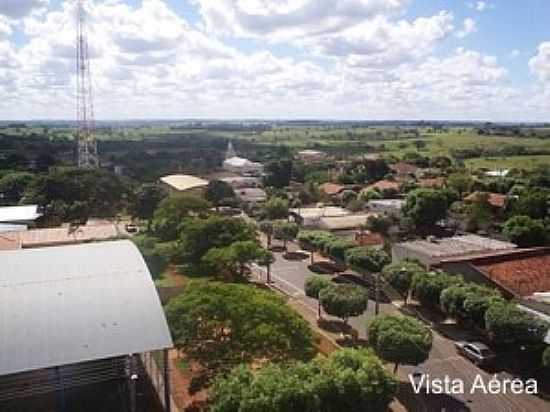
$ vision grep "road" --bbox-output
[257,241,550,412]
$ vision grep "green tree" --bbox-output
[205,180,235,209]
[412,271,463,308]
[364,214,392,237]
[202,240,265,282]
[345,247,390,273]
[503,215,547,247]
[257,249,275,284]
[403,188,449,227]
[264,159,293,188]
[210,348,397,412]
[320,284,368,325]
[485,302,549,349]
[463,293,505,328]
[0,171,34,205]
[304,275,333,318]
[368,314,433,373]
[262,197,289,220]
[382,261,425,302]
[175,215,257,274]
[448,173,473,197]
[166,282,316,380]
[130,183,166,231]
[152,193,211,241]
[511,190,549,220]
[274,221,299,248]
[259,220,275,248]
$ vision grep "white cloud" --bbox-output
[467,1,494,12]
[0,0,48,19]
[509,49,520,58]
[193,0,410,40]
[455,17,477,38]
[529,42,550,83]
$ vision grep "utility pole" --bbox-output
[76,0,99,168]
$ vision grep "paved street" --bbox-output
[256,241,550,412]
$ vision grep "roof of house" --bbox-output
[418,177,446,188]
[0,223,126,250]
[220,176,260,187]
[160,174,208,191]
[0,240,173,376]
[397,234,516,260]
[366,180,401,192]
[390,162,418,175]
[290,206,350,220]
[473,249,550,297]
[355,231,385,247]
[464,192,508,208]
[319,182,346,196]
[298,150,325,156]
[223,156,263,168]
[367,199,405,209]
[235,188,267,202]
[0,205,42,223]
[318,213,376,231]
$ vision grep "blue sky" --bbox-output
[0,0,548,120]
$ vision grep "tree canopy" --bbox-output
[319,284,368,324]
[368,314,433,373]
[202,240,266,282]
[0,171,34,205]
[262,197,289,220]
[382,260,425,298]
[166,282,316,379]
[412,271,463,308]
[345,247,390,273]
[205,180,235,207]
[403,188,449,227]
[264,159,293,188]
[210,348,397,412]
[129,183,166,229]
[503,215,547,247]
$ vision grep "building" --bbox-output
[464,192,508,209]
[418,177,446,189]
[0,223,128,251]
[160,174,209,192]
[365,179,401,193]
[290,206,350,227]
[0,204,42,225]
[297,149,326,162]
[390,162,418,176]
[222,141,263,176]
[392,234,517,268]
[319,182,346,198]
[485,169,510,178]
[220,176,261,189]
[235,188,267,205]
[0,240,173,410]
[366,199,405,218]
[318,214,375,232]
[354,231,385,248]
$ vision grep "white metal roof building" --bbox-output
[0,205,42,224]
[222,156,263,175]
[0,240,173,376]
[160,174,208,192]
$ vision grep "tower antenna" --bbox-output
[76,0,99,168]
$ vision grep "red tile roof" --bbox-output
[390,162,418,175]
[465,192,507,208]
[367,180,401,192]
[418,177,446,188]
[474,249,550,297]
[319,182,346,196]
[355,231,384,247]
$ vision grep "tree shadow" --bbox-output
[282,251,309,261]
[308,261,339,274]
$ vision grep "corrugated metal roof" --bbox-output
[0,205,42,223]
[0,240,173,376]
[160,174,208,191]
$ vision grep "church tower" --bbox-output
[226,141,237,159]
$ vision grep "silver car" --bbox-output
[455,341,496,366]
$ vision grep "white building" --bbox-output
[0,205,42,225]
[366,199,405,219]
[223,141,263,176]
[290,206,350,227]
[160,174,208,192]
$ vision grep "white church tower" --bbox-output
[226,141,237,159]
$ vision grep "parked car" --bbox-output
[455,341,496,366]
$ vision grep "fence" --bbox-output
[141,351,180,412]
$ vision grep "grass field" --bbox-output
[465,155,550,170]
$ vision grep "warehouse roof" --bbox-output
[0,240,173,376]
[160,174,208,191]
[319,213,375,231]
[0,205,42,223]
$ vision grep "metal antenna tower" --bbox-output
[76,0,99,168]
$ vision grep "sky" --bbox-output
[0,0,548,121]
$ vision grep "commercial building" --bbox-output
[160,174,209,192]
[290,206,350,227]
[392,234,516,268]
[0,240,173,410]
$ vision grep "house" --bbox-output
[418,177,446,189]
[220,176,261,189]
[485,169,510,178]
[0,205,42,225]
[366,199,405,218]
[160,174,209,193]
[290,206,350,227]
[392,234,517,268]
[355,231,385,248]
[464,192,508,209]
[0,240,173,408]
[390,162,418,176]
[319,182,346,198]
[222,141,263,176]
[235,188,267,205]
[365,179,401,193]
[297,150,326,162]
[317,213,376,232]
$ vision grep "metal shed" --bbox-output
[0,240,174,411]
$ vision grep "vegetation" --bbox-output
[129,183,166,230]
[368,315,433,373]
[166,282,316,380]
[304,276,333,318]
[403,188,449,227]
[274,221,299,249]
[210,348,397,412]
[319,284,368,325]
[412,271,463,308]
[345,247,390,273]
[152,193,210,241]
[503,215,547,247]
[261,197,289,220]
[205,180,235,208]
[543,346,550,368]
[382,260,425,300]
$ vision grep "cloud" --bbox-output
[0,0,48,20]
[509,49,520,58]
[193,0,410,40]
[455,17,477,38]
[467,1,494,12]
[529,42,550,83]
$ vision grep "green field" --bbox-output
[465,155,550,170]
